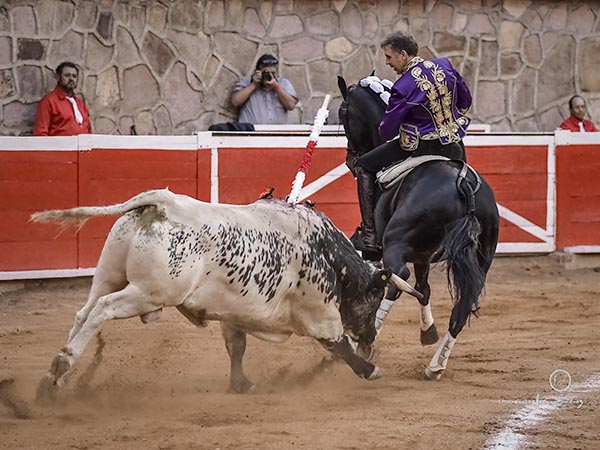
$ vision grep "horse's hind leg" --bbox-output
[414,263,439,346]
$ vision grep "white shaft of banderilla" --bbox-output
[287,94,331,205]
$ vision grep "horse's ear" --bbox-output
[370,70,376,76]
[337,76,348,100]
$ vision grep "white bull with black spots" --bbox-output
[32,189,421,398]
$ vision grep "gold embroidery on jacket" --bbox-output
[410,60,467,143]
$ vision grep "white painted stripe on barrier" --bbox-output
[546,141,557,244]
[563,245,600,253]
[496,242,554,254]
[211,147,219,204]
[298,163,350,202]
[85,134,198,149]
[0,268,95,281]
[484,372,600,450]
[0,136,78,150]
[497,204,550,242]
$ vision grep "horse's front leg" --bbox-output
[375,248,412,336]
[414,263,439,346]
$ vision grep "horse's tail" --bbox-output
[441,178,485,326]
[30,189,174,229]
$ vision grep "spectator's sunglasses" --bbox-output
[262,58,278,66]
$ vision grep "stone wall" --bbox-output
[1,0,599,135]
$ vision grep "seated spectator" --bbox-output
[231,54,298,125]
[34,62,92,136]
[559,95,597,132]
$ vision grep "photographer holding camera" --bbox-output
[231,54,298,125]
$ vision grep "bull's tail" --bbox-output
[441,177,485,335]
[31,189,174,228]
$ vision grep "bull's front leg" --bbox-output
[319,336,383,380]
[221,323,256,393]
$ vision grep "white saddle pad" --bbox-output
[376,155,450,189]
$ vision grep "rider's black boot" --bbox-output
[355,167,382,261]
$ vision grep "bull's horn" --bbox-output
[390,274,424,300]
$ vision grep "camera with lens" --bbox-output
[261,71,273,82]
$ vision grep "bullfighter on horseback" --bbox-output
[353,31,473,261]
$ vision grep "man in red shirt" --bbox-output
[559,95,597,132]
[34,62,92,136]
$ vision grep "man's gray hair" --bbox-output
[381,32,418,56]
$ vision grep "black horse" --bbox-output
[338,76,500,379]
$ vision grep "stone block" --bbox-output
[307,10,339,35]
[116,27,142,68]
[466,13,494,34]
[17,38,45,61]
[409,18,429,50]
[143,32,176,77]
[135,110,156,135]
[513,115,537,132]
[259,2,273,25]
[94,116,116,134]
[283,65,309,102]
[499,21,524,50]
[479,40,498,78]
[429,3,453,30]
[523,34,542,66]
[538,37,575,108]
[0,37,12,65]
[282,37,324,63]
[567,5,595,35]
[122,65,160,114]
[95,66,119,112]
[521,9,542,32]
[168,30,210,83]
[271,14,303,38]
[49,31,84,63]
[342,46,373,83]
[170,0,203,33]
[512,67,535,115]
[0,69,16,99]
[500,53,522,78]
[164,62,204,125]
[148,3,168,32]
[97,12,114,41]
[364,11,378,39]
[206,0,225,32]
[579,38,600,92]
[0,7,8,32]
[243,8,266,37]
[325,37,355,62]
[546,3,567,31]
[2,100,36,129]
[86,35,113,72]
[214,32,257,75]
[128,6,146,41]
[226,2,243,30]
[476,80,506,118]
[539,106,563,132]
[433,32,467,54]
[308,59,341,95]
[502,0,531,18]
[16,65,43,102]
[75,1,97,29]
[341,3,363,40]
[118,115,135,135]
[153,105,173,135]
[10,6,36,35]
[53,1,75,35]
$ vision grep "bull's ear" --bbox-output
[371,269,392,288]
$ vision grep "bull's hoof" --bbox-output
[424,367,444,381]
[367,366,384,380]
[420,324,440,346]
[228,380,257,394]
[35,373,58,405]
[49,352,71,381]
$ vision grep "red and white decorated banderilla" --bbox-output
[287,95,331,205]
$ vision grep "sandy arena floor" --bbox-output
[1,255,599,450]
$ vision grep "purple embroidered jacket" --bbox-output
[379,57,472,151]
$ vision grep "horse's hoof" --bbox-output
[35,373,58,405]
[228,381,257,394]
[424,367,444,380]
[420,324,440,346]
[357,342,375,362]
[367,366,384,380]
